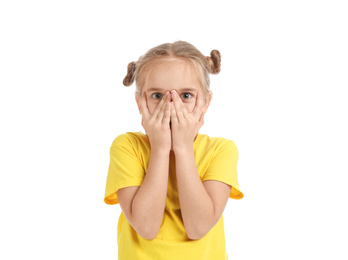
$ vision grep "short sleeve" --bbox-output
[202,140,244,199]
[104,135,145,205]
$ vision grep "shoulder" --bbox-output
[110,132,150,156]
[111,132,148,147]
[197,133,238,153]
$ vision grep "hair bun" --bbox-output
[206,50,221,74]
[123,61,136,87]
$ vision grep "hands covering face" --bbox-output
[139,90,205,152]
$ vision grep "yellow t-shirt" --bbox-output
[104,132,243,260]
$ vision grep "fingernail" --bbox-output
[171,90,177,97]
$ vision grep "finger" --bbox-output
[139,91,150,119]
[155,91,170,120]
[171,90,185,121]
[194,112,204,137]
[152,95,166,118]
[193,91,204,119]
[162,100,171,125]
[170,101,178,125]
[198,111,204,128]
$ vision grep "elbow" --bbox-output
[187,231,208,240]
[185,217,217,240]
[185,211,220,240]
[187,233,204,240]
[186,225,209,240]
[128,213,161,240]
[135,224,160,240]
[140,230,159,240]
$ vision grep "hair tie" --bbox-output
[123,61,137,87]
[206,50,221,74]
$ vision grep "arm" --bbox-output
[117,91,172,240]
[117,149,170,240]
[170,90,231,240]
[174,147,231,240]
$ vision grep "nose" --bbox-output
[165,91,173,101]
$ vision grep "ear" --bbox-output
[202,91,213,113]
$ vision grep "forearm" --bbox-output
[174,146,216,240]
[131,149,170,238]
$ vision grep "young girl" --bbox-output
[104,41,243,260]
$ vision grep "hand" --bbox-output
[170,90,205,152]
[139,91,172,152]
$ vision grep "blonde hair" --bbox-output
[123,41,221,94]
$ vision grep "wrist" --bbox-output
[150,145,171,155]
[173,143,194,155]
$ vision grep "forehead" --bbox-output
[141,58,202,92]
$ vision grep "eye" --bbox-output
[181,93,192,99]
[152,93,163,99]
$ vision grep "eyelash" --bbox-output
[152,93,163,99]
[181,93,192,99]
[151,92,193,100]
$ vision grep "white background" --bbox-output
[1,0,347,259]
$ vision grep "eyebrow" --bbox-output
[146,88,164,92]
[146,88,198,92]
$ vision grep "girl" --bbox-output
[104,41,243,260]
